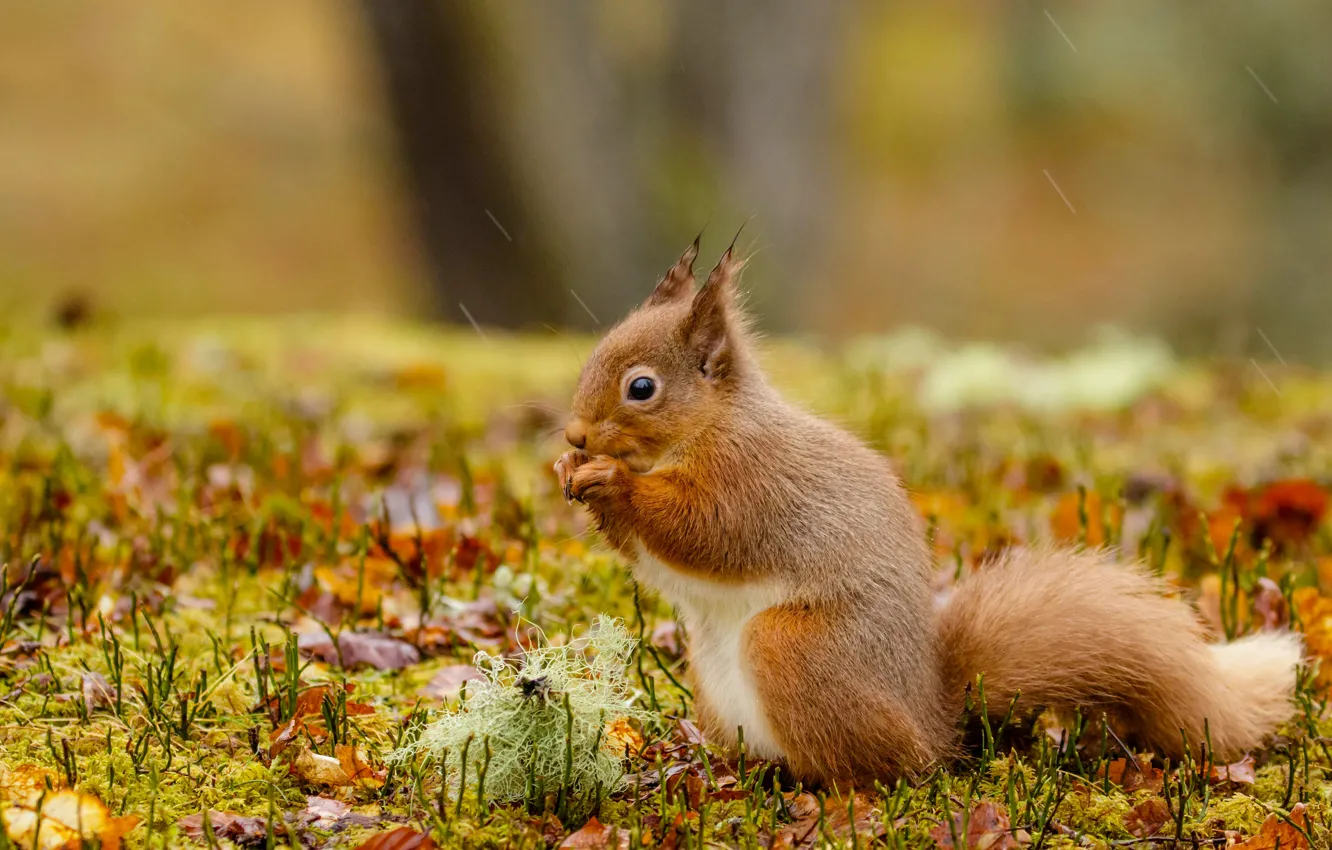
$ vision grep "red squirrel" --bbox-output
[554,238,1302,785]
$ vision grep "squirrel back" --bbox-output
[557,238,1302,784]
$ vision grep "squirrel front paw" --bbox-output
[567,455,627,504]
[554,449,590,503]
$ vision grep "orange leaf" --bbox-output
[1232,802,1310,850]
[560,816,630,849]
[1051,491,1121,546]
[355,827,440,850]
[1124,798,1170,838]
[930,800,1020,849]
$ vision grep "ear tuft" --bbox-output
[645,235,701,306]
[684,245,748,381]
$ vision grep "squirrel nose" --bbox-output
[565,419,588,449]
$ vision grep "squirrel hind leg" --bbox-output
[743,603,943,786]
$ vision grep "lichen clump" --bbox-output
[391,616,645,816]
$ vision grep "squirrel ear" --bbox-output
[645,236,700,306]
[684,245,746,381]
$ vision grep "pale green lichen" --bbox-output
[390,616,645,819]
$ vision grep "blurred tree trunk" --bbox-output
[677,0,849,330]
[358,0,559,328]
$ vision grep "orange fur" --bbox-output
[556,240,1302,785]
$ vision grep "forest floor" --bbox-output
[0,316,1329,849]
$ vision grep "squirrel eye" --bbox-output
[627,376,656,401]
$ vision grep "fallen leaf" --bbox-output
[1209,754,1257,785]
[651,620,682,657]
[1124,798,1170,838]
[560,816,630,849]
[268,684,376,755]
[417,664,483,702]
[1249,480,1328,551]
[354,826,440,849]
[930,800,1020,849]
[3,789,138,850]
[292,748,353,786]
[776,791,883,849]
[82,671,116,713]
[603,716,645,757]
[301,630,422,671]
[1051,490,1121,547]
[0,764,60,804]
[178,811,268,846]
[289,744,384,789]
[336,743,386,788]
[1232,802,1310,850]
[303,795,352,828]
[1098,755,1164,794]
[1252,578,1289,631]
[674,718,706,746]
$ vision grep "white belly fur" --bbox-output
[631,541,789,759]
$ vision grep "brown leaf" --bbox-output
[302,795,352,829]
[1232,802,1311,850]
[1252,578,1289,631]
[651,620,682,657]
[1209,754,1257,785]
[178,811,268,846]
[268,684,376,756]
[302,630,422,671]
[560,816,631,849]
[1098,755,1164,794]
[417,664,484,702]
[777,791,883,849]
[1250,480,1328,550]
[336,743,386,788]
[354,826,440,850]
[674,718,706,746]
[930,801,1020,849]
[1124,798,1170,838]
[82,671,116,714]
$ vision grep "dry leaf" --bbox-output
[178,811,268,846]
[1232,802,1311,850]
[1209,754,1257,785]
[303,795,352,828]
[0,764,60,804]
[302,630,422,671]
[930,800,1020,849]
[1051,490,1121,547]
[292,748,352,786]
[1098,755,1164,794]
[560,816,631,849]
[1252,578,1289,631]
[604,716,645,757]
[418,664,483,701]
[354,826,440,849]
[775,791,883,849]
[3,789,138,850]
[1124,798,1170,838]
[82,671,117,713]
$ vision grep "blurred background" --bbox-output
[2,1,1330,360]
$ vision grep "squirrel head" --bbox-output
[565,237,754,471]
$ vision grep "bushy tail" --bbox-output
[938,546,1302,758]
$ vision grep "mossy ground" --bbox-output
[0,317,1329,848]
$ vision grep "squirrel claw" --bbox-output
[554,449,589,504]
